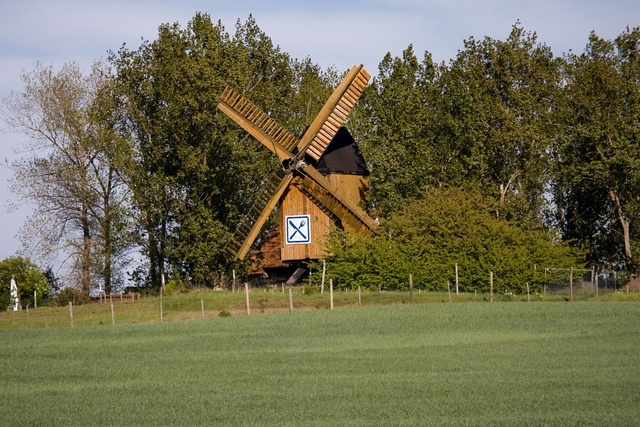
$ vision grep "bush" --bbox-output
[303,284,319,294]
[314,187,584,293]
[54,287,88,306]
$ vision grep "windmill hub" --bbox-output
[282,157,307,173]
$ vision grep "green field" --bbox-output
[0,301,638,426]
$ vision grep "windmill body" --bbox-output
[280,127,369,261]
[217,65,377,263]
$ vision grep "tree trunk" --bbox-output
[103,201,112,295]
[81,200,91,296]
[609,189,632,262]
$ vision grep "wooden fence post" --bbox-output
[289,288,294,313]
[489,271,494,303]
[330,279,334,310]
[321,259,326,294]
[68,302,74,328]
[409,274,413,304]
[358,286,362,306]
[232,269,236,294]
[526,283,531,302]
[111,303,115,326]
[455,263,459,295]
[201,299,205,319]
[245,282,250,316]
[34,291,37,309]
[159,288,163,322]
[569,267,574,302]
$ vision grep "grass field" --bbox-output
[0,300,638,426]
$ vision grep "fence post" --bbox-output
[111,303,115,326]
[245,282,251,316]
[201,299,205,319]
[159,288,163,322]
[232,269,236,293]
[455,263,459,295]
[289,288,294,313]
[409,274,413,304]
[526,283,530,302]
[358,286,362,306]
[68,302,74,328]
[34,291,37,309]
[330,279,334,310]
[321,259,326,294]
[569,267,574,302]
[489,271,494,303]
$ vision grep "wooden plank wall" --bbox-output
[280,174,368,261]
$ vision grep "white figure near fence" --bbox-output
[10,276,19,311]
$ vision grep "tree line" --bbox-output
[2,13,638,297]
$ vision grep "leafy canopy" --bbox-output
[315,187,583,293]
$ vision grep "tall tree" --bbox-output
[2,62,130,295]
[352,45,438,215]
[439,23,561,226]
[111,13,329,286]
[553,27,640,273]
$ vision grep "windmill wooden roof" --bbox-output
[313,127,369,176]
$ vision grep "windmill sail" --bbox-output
[297,65,371,161]
[296,166,377,233]
[217,87,299,159]
[226,169,293,260]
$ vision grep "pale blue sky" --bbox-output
[0,0,637,263]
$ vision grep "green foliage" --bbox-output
[110,13,335,286]
[552,27,640,273]
[7,13,638,291]
[53,287,88,306]
[0,256,49,309]
[316,187,583,293]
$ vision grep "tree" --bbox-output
[0,256,49,309]
[553,27,640,273]
[351,45,438,215]
[2,62,133,295]
[111,13,334,287]
[438,23,561,227]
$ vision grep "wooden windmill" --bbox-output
[217,64,377,264]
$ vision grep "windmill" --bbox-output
[217,64,377,265]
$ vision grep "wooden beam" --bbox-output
[296,65,362,156]
[217,102,294,161]
[301,165,378,232]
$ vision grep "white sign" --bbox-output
[285,215,311,244]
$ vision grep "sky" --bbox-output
[0,0,637,264]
